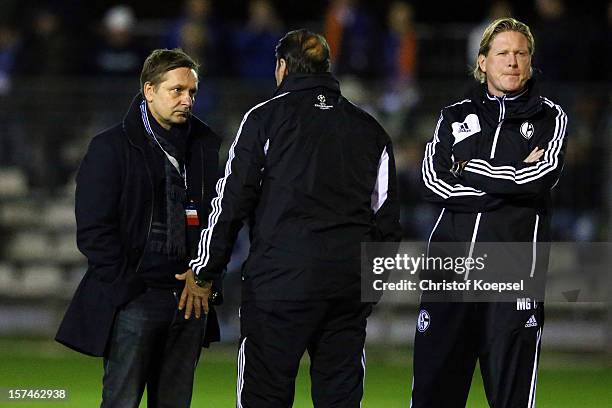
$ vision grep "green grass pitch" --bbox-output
[0,339,610,407]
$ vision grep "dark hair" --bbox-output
[275,29,331,74]
[140,48,199,93]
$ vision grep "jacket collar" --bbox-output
[274,73,340,96]
[470,78,543,120]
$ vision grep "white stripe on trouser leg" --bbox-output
[530,215,539,278]
[360,348,366,407]
[532,364,539,408]
[409,376,414,407]
[528,328,542,408]
[236,337,247,408]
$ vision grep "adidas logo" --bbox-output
[451,114,481,145]
[458,123,471,133]
[525,315,538,328]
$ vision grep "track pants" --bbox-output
[410,301,544,408]
[236,299,372,408]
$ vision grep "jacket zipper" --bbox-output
[490,96,506,159]
[469,96,506,268]
[465,212,482,281]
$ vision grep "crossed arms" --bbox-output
[422,102,568,211]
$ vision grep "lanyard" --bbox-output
[140,101,188,190]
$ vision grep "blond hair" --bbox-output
[472,18,535,83]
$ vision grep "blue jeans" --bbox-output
[100,287,206,408]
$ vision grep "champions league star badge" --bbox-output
[314,94,333,110]
[417,309,430,332]
[520,121,534,140]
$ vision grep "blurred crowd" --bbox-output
[0,0,610,241]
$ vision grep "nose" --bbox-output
[181,93,193,108]
[508,53,518,67]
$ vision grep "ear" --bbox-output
[277,58,288,77]
[275,58,289,85]
[478,54,487,74]
[281,59,288,76]
[143,82,155,102]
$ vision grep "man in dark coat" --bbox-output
[55,48,221,408]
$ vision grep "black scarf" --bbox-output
[141,101,189,260]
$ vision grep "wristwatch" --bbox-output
[193,274,210,288]
[450,160,469,178]
[193,274,223,305]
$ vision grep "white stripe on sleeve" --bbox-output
[463,100,567,185]
[371,147,389,213]
[190,92,290,274]
[421,104,488,200]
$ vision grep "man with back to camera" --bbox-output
[180,29,402,407]
[414,18,568,407]
[55,48,222,407]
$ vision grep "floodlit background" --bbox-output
[0,0,610,406]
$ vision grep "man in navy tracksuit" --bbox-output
[184,29,401,407]
[413,18,568,407]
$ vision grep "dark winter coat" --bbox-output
[55,95,221,356]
